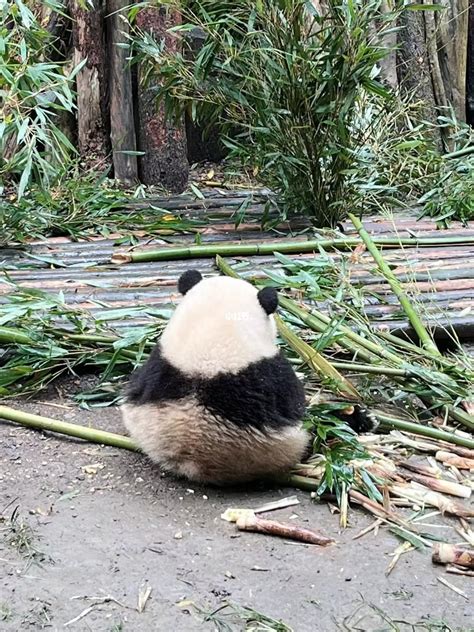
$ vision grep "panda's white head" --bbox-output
[160,270,279,378]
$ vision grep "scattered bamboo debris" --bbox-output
[436,576,469,600]
[222,509,335,546]
[447,565,474,577]
[432,543,474,569]
[221,496,300,519]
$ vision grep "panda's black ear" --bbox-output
[178,270,203,295]
[257,287,278,315]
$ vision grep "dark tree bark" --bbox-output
[136,6,189,191]
[397,10,439,127]
[467,0,474,124]
[71,0,110,167]
[184,27,227,164]
[107,0,138,184]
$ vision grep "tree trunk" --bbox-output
[377,0,398,89]
[466,0,474,124]
[397,9,441,144]
[136,6,189,192]
[184,26,226,164]
[433,0,469,123]
[71,0,109,168]
[107,0,138,184]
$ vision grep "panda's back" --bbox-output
[121,345,309,484]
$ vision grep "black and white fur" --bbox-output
[121,270,375,485]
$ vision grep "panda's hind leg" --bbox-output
[335,404,379,434]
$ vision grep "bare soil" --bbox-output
[1,399,473,631]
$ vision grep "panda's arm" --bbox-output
[125,345,192,405]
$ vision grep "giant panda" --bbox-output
[121,269,375,485]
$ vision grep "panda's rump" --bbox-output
[121,399,309,484]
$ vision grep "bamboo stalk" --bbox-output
[330,361,407,377]
[348,213,440,356]
[0,406,139,452]
[378,415,474,449]
[274,314,360,399]
[110,235,474,264]
[390,483,474,518]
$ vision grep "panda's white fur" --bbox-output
[121,399,308,484]
[160,275,278,378]
[121,272,310,485]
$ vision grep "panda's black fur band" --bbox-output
[178,269,203,295]
[127,345,306,432]
[126,345,378,434]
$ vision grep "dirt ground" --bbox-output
[1,398,473,632]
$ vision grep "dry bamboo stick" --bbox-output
[446,565,474,577]
[398,471,471,499]
[435,451,474,471]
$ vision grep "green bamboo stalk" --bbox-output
[348,213,440,356]
[278,295,400,365]
[378,414,474,449]
[443,145,474,159]
[112,235,474,264]
[330,361,407,377]
[274,314,360,400]
[0,405,139,452]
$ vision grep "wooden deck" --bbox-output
[2,190,474,340]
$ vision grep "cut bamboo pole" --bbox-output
[110,235,474,264]
[0,406,139,452]
[348,213,440,356]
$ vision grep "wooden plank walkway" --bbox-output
[1,190,474,339]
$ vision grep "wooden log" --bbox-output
[71,0,109,166]
[135,5,189,191]
[107,0,138,184]
[432,543,474,568]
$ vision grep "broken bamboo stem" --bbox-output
[378,415,474,450]
[432,543,474,568]
[435,450,474,470]
[348,213,440,356]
